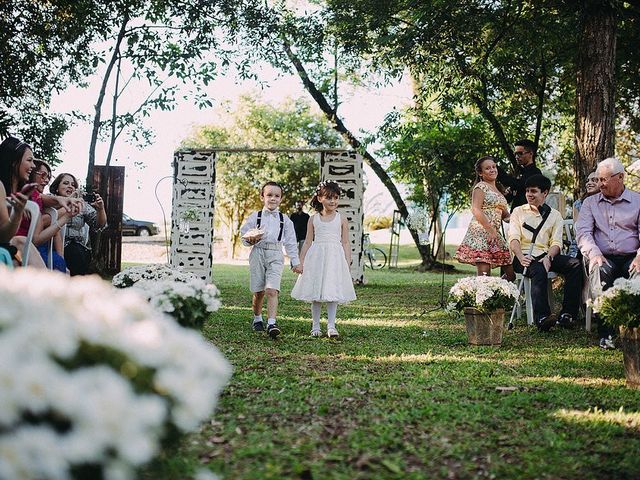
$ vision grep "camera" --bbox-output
[83,192,96,203]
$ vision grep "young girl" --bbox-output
[454,156,513,278]
[291,180,356,337]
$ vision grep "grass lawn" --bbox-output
[144,245,640,479]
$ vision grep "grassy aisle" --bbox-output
[146,249,640,479]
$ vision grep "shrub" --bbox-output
[113,265,220,329]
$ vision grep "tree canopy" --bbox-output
[181,95,344,257]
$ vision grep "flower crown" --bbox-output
[315,180,340,194]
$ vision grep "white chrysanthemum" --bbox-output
[0,266,231,479]
[449,276,519,311]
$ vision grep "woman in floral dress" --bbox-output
[455,156,513,278]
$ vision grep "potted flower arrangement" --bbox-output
[591,277,640,388]
[0,267,231,479]
[448,276,520,345]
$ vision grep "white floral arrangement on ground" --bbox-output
[112,264,198,288]
[132,278,221,330]
[448,276,520,313]
[0,267,231,480]
[591,277,640,328]
[113,264,220,329]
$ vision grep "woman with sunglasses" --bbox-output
[29,160,69,272]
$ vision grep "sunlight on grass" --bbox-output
[554,407,640,430]
[523,375,625,387]
[331,352,499,364]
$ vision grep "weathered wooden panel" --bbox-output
[320,151,365,283]
[92,165,125,275]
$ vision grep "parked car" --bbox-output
[122,213,159,236]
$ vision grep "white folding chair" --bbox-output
[21,200,40,267]
[515,219,575,326]
[45,207,58,269]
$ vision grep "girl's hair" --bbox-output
[310,180,342,212]
[0,136,32,194]
[473,155,505,194]
[50,172,79,195]
[29,159,52,183]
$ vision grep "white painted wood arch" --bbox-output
[170,149,365,283]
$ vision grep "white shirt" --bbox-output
[240,208,300,266]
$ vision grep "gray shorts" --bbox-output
[249,245,284,292]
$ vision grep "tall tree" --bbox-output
[574,1,617,194]
[81,0,246,191]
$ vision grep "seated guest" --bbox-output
[568,171,600,257]
[509,174,582,331]
[576,157,640,349]
[50,173,107,276]
[0,137,47,268]
[29,160,69,272]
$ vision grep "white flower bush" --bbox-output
[113,265,220,329]
[112,264,198,288]
[591,277,640,329]
[405,209,430,232]
[448,276,520,313]
[133,278,221,330]
[0,267,232,480]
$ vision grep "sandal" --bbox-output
[327,327,340,338]
[310,329,322,337]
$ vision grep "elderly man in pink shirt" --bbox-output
[576,157,640,349]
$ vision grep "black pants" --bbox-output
[595,254,636,338]
[513,254,583,321]
[64,241,92,276]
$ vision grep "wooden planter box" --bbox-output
[463,307,505,346]
[619,326,640,389]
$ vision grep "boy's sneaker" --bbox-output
[599,336,615,350]
[252,320,265,332]
[556,313,575,329]
[267,323,281,338]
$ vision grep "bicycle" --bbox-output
[362,233,387,269]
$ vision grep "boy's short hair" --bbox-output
[260,181,283,195]
[525,174,551,193]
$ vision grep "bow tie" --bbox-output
[263,209,279,216]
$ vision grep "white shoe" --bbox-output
[327,327,340,338]
[310,329,322,337]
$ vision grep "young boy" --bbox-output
[240,181,301,338]
[508,174,582,331]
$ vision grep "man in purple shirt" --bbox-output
[576,157,640,349]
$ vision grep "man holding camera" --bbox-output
[498,139,543,211]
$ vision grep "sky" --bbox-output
[50,62,413,224]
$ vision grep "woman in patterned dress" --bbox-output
[454,156,514,278]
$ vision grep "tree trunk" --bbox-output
[574,2,617,197]
[283,41,434,268]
